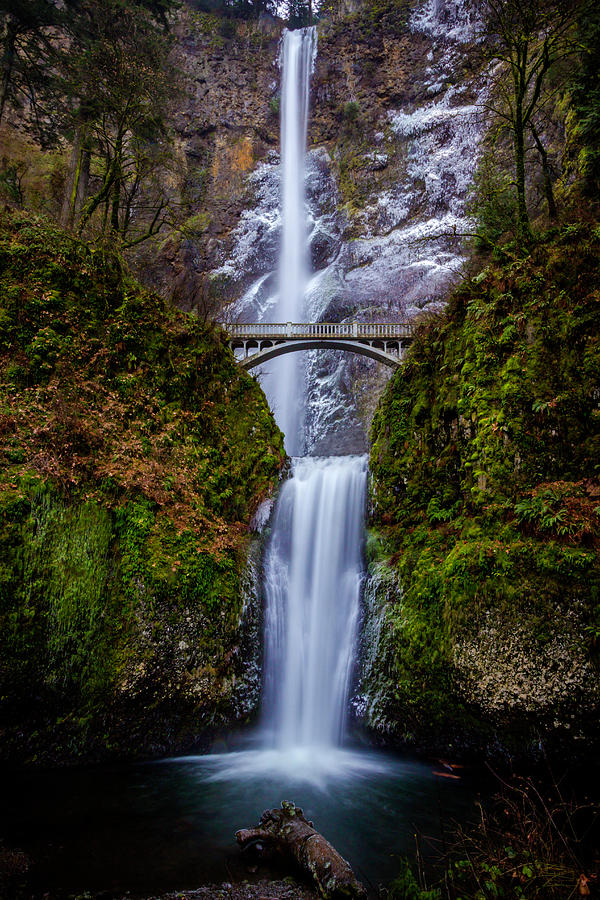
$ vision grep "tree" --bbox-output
[569,0,600,200]
[283,0,313,27]
[59,0,178,247]
[0,0,180,247]
[476,0,579,244]
[0,0,62,130]
[187,0,278,19]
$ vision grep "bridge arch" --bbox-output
[235,338,403,369]
[222,323,414,370]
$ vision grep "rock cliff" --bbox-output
[206,0,489,453]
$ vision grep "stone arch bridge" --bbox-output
[222,322,415,370]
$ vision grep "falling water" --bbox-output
[265,27,316,455]
[279,28,315,322]
[262,456,367,750]
[257,28,368,761]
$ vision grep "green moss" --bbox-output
[367,224,600,751]
[0,209,285,764]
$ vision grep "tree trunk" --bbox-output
[514,106,530,245]
[530,122,558,222]
[0,17,19,127]
[110,131,123,234]
[236,802,366,899]
[61,126,91,230]
[110,177,121,233]
[77,141,91,222]
[77,164,116,234]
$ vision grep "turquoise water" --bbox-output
[0,744,483,897]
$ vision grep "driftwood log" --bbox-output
[236,801,367,899]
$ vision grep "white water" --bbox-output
[198,4,488,787]
[263,27,317,455]
[278,28,315,323]
[212,30,374,783]
[262,455,367,751]
[255,31,369,773]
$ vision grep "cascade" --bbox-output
[262,455,366,750]
[259,28,366,761]
[265,27,316,456]
[214,0,487,764]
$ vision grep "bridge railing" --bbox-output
[224,322,415,340]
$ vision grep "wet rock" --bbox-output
[309,226,339,271]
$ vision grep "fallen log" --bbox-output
[236,801,367,899]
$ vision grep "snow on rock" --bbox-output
[212,154,281,297]
[213,0,490,453]
[412,0,478,44]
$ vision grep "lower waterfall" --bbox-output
[262,456,367,750]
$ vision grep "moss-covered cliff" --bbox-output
[0,210,285,765]
[362,225,600,759]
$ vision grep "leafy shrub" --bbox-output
[342,100,361,122]
[446,775,599,899]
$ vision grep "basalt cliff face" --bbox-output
[140,0,487,454]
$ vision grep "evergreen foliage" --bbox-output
[0,0,64,133]
[62,0,177,244]
[0,0,180,247]
[187,0,278,18]
[569,0,600,201]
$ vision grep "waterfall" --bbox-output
[265,27,316,456]
[279,28,315,323]
[256,29,366,761]
[262,456,367,750]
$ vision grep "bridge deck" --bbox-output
[225,322,414,340]
[221,322,414,370]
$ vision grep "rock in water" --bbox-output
[236,801,367,899]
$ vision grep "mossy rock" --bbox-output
[0,209,285,765]
[364,224,600,760]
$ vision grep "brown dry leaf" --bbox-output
[578,874,591,896]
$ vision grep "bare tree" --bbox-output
[59,0,178,249]
[476,0,579,243]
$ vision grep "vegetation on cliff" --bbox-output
[0,209,285,764]
[367,224,600,755]
[0,0,181,244]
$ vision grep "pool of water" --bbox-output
[0,742,484,897]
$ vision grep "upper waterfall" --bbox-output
[265,26,317,455]
[278,27,317,323]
